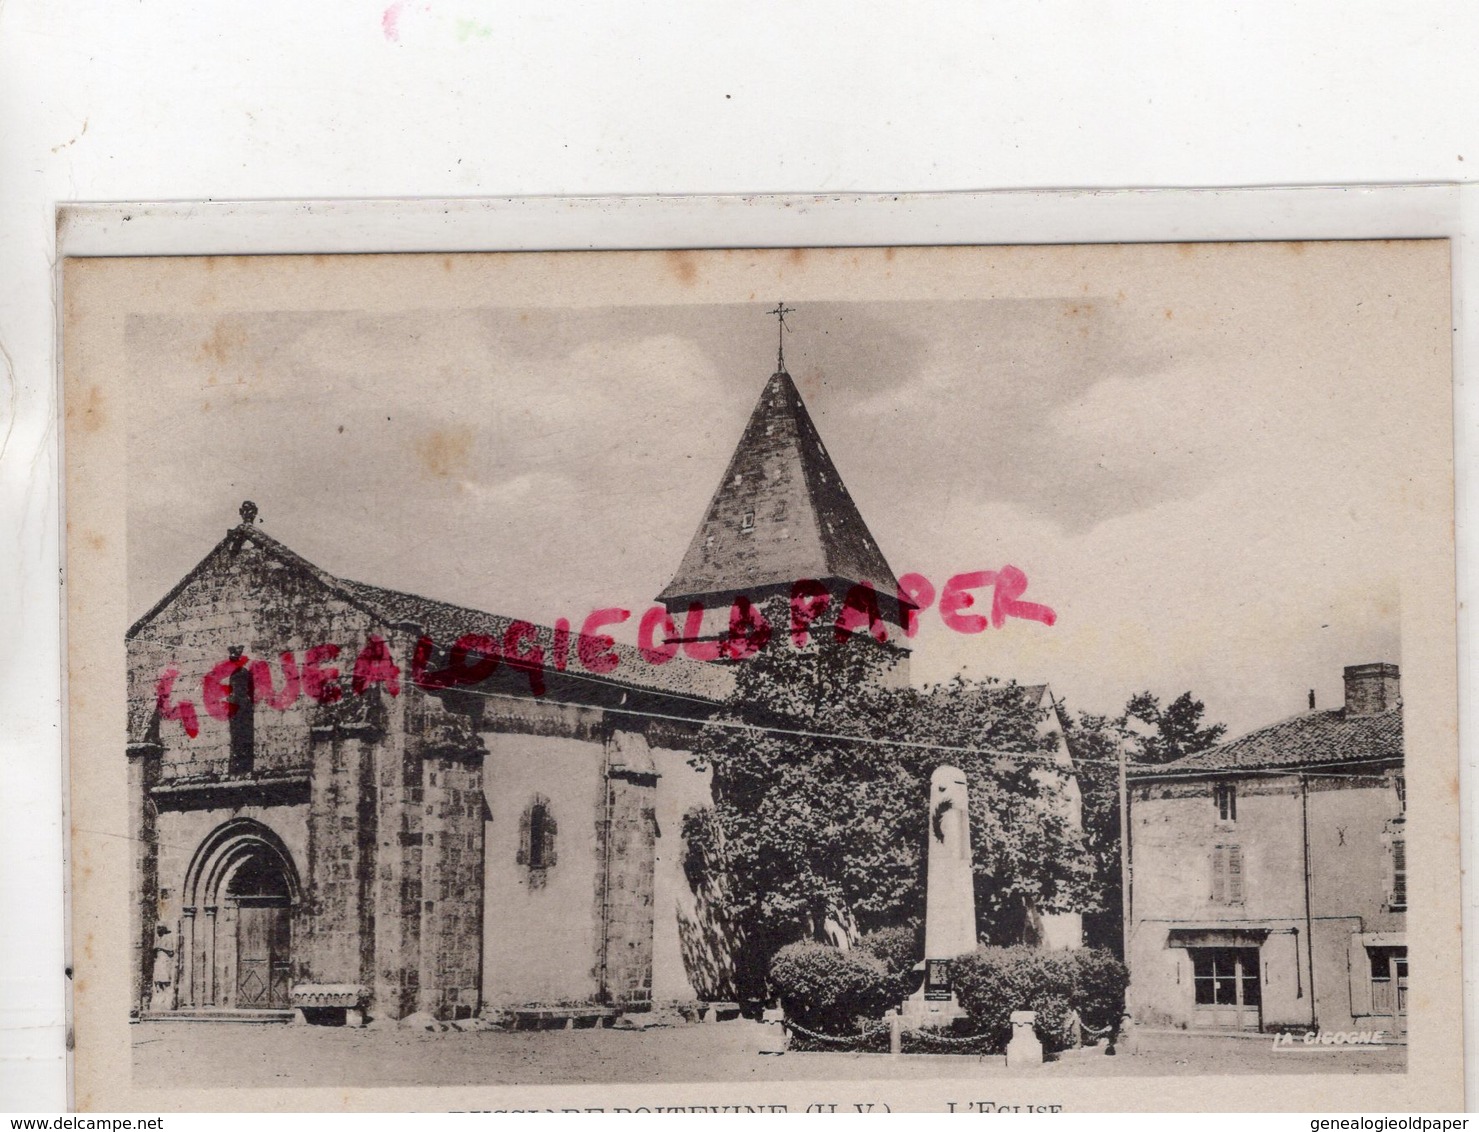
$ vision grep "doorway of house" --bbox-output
[1190,946,1263,1031]
[1369,946,1408,1037]
[228,853,292,1009]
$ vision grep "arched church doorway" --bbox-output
[178,819,300,1012]
[227,852,292,1008]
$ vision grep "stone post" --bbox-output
[1007,1010,1043,1068]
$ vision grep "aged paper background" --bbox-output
[64,243,1461,1111]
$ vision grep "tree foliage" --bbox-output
[688,635,1095,1000]
[1124,690,1227,765]
[1065,690,1227,953]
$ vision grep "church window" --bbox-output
[740,511,755,532]
[518,795,557,885]
[529,805,549,868]
[227,648,255,776]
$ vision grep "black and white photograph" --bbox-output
[62,241,1462,1111]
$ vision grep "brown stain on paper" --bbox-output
[198,319,247,366]
[665,251,699,286]
[414,426,474,479]
[69,386,106,434]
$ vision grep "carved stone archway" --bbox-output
[176,819,301,1010]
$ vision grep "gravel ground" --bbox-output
[132,1021,1404,1089]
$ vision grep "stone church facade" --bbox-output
[126,357,1083,1023]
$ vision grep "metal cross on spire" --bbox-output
[768,301,795,373]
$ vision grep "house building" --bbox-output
[125,346,1085,1024]
[1125,663,1406,1034]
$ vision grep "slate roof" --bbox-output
[659,369,900,604]
[129,523,735,706]
[1129,706,1403,779]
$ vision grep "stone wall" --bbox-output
[480,721,607,1007]
[597,731,658,1008]
[302,690,390,998]
[409,689,486,1019]
[650,745,721,1003]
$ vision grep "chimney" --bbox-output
[1343,662,1400,715]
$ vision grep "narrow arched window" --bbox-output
[528,803,549,869]
[227,648,255,776]
[517,795,557,886]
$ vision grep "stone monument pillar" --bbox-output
[902,765,977,1025]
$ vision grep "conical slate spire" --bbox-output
[658,367,901,609]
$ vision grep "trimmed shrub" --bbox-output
[1068,947,1130,1034]
[855,925,922,1002]
[768,942,893,1036]
[953,946,1126,1053]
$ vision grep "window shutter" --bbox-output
[1391,839,1406,908]
[1211,845,1226,903]
[1228,844,1244,904]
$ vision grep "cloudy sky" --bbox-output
[124,244,1450,737]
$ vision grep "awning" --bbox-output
[1165,927,1272,948]
[1355,932,1406,949]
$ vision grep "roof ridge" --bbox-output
[783,372,899,588]
[1130,703,1403,777]
[126,523,389,639]
[131,523,732,703]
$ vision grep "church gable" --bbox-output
[659,368,900,610]
[126,520,394,775]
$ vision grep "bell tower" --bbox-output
[657,305,911,666]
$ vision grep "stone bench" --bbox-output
[291,983,370,1027]
[508,1006,619,1031]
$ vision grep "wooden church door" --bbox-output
[228,853,292,1009]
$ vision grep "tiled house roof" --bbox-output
[1129,706,1403,779]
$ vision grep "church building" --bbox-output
[126,334,1082,1023]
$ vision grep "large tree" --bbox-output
[1066,689,1228,954]
[1124,690,1227,765]
[1064,710,1132,955]
[686,635,1095,1000]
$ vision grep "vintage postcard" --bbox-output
[63,242,1462,1111]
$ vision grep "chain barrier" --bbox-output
[768,1013,1119,1053]
[903,1028,999,1051]
[772,1015,995,1052]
